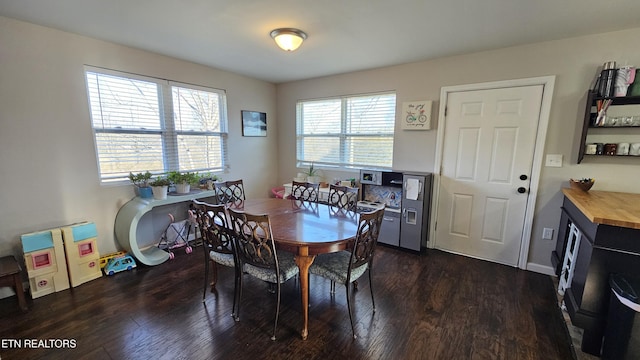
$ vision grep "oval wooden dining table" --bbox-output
[229,197,359,340]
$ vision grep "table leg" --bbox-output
[294,253,315,340]
[13,273,28,311]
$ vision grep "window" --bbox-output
[296,92,396,170]
[84,67,228,183]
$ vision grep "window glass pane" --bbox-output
[86,72,161,130]
[299,137,341,164]
[346,136,394,168]
[347,95,396,134]
[177,135,225,172]
[85,68,229,183]
[172,86,222,132]
[300,99,342,134]
[296,93,396,169]
[95,133,164,181]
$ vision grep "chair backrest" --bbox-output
[192,200,234,256]
[328,184,359,210]
[227,208,279,271]
[350,207,385,270]
[290,181,320,202]
[216,179,245,205]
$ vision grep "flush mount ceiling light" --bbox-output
[270,28,307,52]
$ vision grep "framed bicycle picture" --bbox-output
[241,110,267,137]
[401,100,432,130]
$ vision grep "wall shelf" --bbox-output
[578,91,640,163]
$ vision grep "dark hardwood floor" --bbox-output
[0,245,576,360]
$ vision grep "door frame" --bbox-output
[430,76,555,270]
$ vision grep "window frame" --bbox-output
[84,66,228,184]
[296,91,397,171]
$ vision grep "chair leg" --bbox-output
[202,252,210,302]
[267,282,276,294]
[235,273,243,322]
[272,281,281,341]
[330,280,336,294]
[345,282,357,339]
[210,261,218,291]
[232,268,241,319]
[368,270,375,313]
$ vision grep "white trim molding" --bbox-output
[430,76,556,270]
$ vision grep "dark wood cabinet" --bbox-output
[552,190,640,355]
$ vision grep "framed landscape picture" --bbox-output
[241,110,267,137]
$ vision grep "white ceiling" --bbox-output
[2,0,640,83]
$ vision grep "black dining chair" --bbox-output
[192,200,240,317]
[290,180,320,202]
[327,184,359,211]
[216,179,246,205]
[309,207,384,339]
[227,207,299,340]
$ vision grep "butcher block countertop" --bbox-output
[562,188,640,230]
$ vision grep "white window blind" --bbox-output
[85,67,228,183]
[296,92,396,169]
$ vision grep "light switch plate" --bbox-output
[545,154,563,167]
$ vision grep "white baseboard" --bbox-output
[526,262,556,276]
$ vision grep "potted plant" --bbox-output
[305,163,321,184]
[129,171,153,198]
[198,172,221,190]
[167,171,200,194]
[149,177,170,200]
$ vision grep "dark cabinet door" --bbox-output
[558,195,640,355]
[378,211,400,247]
[400,173,432,251]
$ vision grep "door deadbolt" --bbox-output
[520,174,528,181]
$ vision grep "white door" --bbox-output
[435,85,543,266]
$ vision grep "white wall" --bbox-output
[2,15,639,275]
[276,27,640,273]
[0,16,279,258]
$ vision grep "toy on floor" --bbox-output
[156,211,198,260]
[104,254,137,276]
[99,251,128,269]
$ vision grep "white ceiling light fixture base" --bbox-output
[270,28,307,52]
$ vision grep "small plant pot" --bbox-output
[138,186,153,199]
[175,183,191,194]
[152,186,168,200]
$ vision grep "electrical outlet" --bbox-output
[542,228,554,240]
